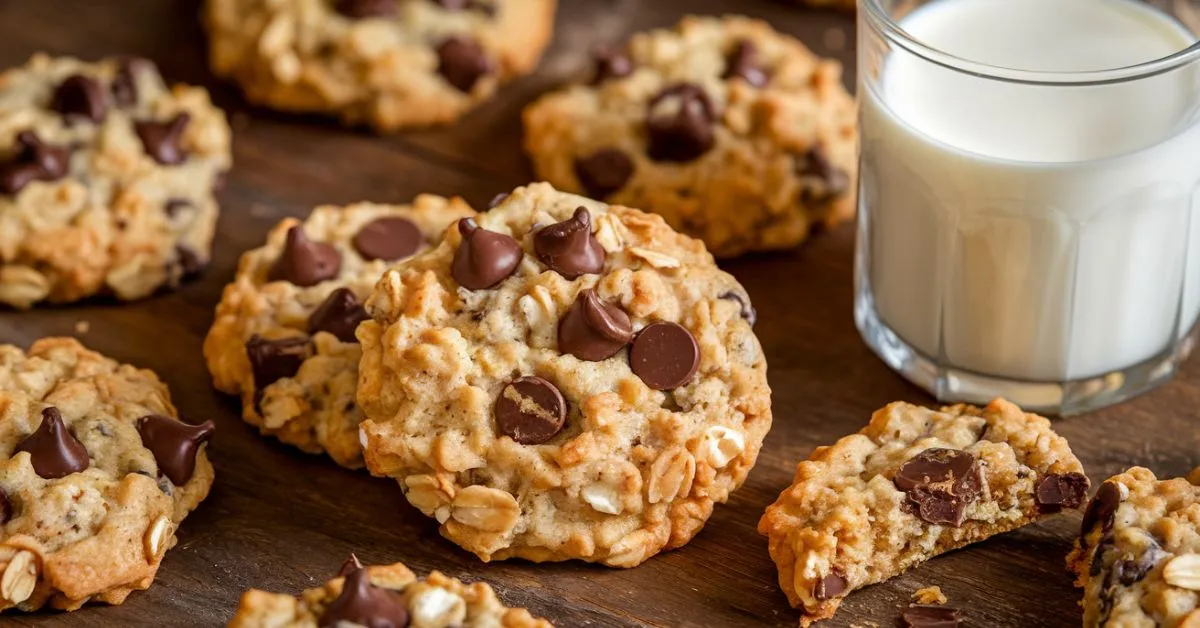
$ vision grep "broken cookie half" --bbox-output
[759,398,1088,626]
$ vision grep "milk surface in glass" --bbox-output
[861,0,1200,383]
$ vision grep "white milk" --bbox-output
[861,0,1200,381]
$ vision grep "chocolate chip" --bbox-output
[269,226,343,287]
[318,567,409,628]
[723,40,769,87]
[165,198,193,219]
[534,207,605,278]
[494,376,566,445]
[52,74,108,123]
[1081,481,1124,540]
[1090,536,1113,577]
[337,554,364,577]
[1,131,70,195]
[137,415,216,486]
[574,149,633,200]
[437,36,492,93]
[15,408,89,479]
[646,83,716,163]
[334,0,397,18]
[309,288,369,343]
[175,244,207,279]
[592,47,633,85]
[1116,551,1162,586]
[894,448,983,527]
[0,491,9,524]
[135,113,190,166]
[719,291,756,326]
[813,571,847,600]
[1035,472,1090,513]
[451,218,523,290]
[246,335,311,398]
[352,216,422,261]
[112,56,154,107]
[630,322,700,390]
[902,605,962,628]
[799,145,850,201]
[558,289,633,361]
[487,193,508,209]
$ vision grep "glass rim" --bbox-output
[862,0,1200,86]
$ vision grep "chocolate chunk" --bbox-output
[723,40,769,87]
[534,207,606,278]
[246,335,311,397]
[1081,481,1124,540]
[269,226,343,287]
[137,415,216,486]
[719,291,757,326]
[15,407,89,479]
[494,376,566,445]
[894,448,983,527]
[813,571,846,600]
[309,288,370,343]
[112,56,154,107]
[591,47,633,84]
[1,131,70,195]
[799,145,850,201]
[318,567,409,628]
[1035,472,1090,513]
[0,490,10,524]
[337,554,364,578]
[334,0,397,18]
[175,244,207,279]
[1090,536,1113,577]
[52,74,108,123]
[558,289,633,361]
[451,218,523,290]
[437,36,492,93]
[487,193,508,209]
[352,216,422,261]
[902,605,962,628]
[135,113,190,165]
[1115,551,1162,586]
[574,149,633,200]
[646,83,716,163]
[630,322,700,390]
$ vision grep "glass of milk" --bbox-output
[856,0,1200,413]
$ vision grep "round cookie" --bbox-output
[203,196,475,469]
[357,182,771,566]
[522,15,857,258]
[205,0,557,132]
[0,54,231,308]
[228,556,552,627]
[0,337,215,612]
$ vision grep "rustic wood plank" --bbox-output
[0,1,1195,627]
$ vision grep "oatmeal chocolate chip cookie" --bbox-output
[0,337,215,612]
[203,196,474,469]
[759,398,1087,626]
[522,15,857,258]
[0,54,231,308]
[228,556,552,627]
[205,0,556,132]
[356,182,771,566]
[1068,467,1200,627]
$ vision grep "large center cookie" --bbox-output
[204,0,557,131]
[357,182,771,566]
[204,196,474,469]
[0,54,231,308]
[0,338,215,612]
[522,16,857,258]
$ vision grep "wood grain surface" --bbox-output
[1,1,1196,626]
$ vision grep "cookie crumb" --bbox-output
[74,320,90,334]
[912,585,947,605]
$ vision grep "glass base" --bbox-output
[854,294,1191,416]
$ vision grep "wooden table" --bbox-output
[2,1,1197,626]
